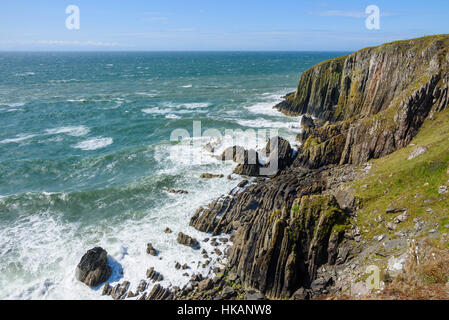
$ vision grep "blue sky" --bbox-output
[0,0,448,51]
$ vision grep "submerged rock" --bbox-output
[75,247,111,287]
[200,173,224,179]
[167,189,189,194]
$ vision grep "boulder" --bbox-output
[219,146,246,162]
[408,146,427,160]
[300,115,315,131]
[168,189,188,194]
[75,247,112,287]
[146,243,158,256]
[200,173,224,179]
[438,185,448,194]
[221,286,236,299]
[246,292,266,300]
[291,288,309,300]
[177,232,199,248]
[198,278,213,291]
[263,136,293,174]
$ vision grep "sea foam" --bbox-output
[73,137,113,151]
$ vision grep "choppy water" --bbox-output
[0,51,343,299]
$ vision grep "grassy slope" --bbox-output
[351,107,449,242]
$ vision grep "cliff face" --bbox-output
[182,35,449,300]
[277,35,449,167]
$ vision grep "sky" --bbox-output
[0,0,448,51]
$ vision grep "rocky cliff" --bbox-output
[277,35,449,167]
[89,35,449,301]
[180,35,449,300]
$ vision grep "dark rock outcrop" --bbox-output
[177,232,199,248]
[146,267,164,282]
[263,136,294,174]
[75,247,111,287]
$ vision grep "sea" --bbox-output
[0,51,343,299]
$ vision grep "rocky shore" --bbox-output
[77,35,449,300]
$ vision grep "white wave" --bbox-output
[0,134,37,144]
[235,118,302,132]
[245,91,294,117]
[15,72,35,77]
[67,99,86,103]
[180,84,192,88]
[1,102,25,108]
[177,102,211,109]
[165,114,181,119]
[142,107,170,115]
[135,92,158,97]
[73,137,113,151]
[48,79,81,84]
[45,126,90,137]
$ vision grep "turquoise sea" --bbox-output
[0,51,343,299]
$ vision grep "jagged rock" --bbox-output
[394,212,409,224]
[75,247,112,287]
[237,180,249,188]
[218,146,261,177]
[136,280,147,293]
[175,262,181,270]
[263,136,293,175]
[146,284,172,300]
[408,146,427,160]
[200,173,224,179]
[246,292,266,300]
[198,278,213,291]
[111,281,130,300]
[386,222,398,230]
[182,263,189,270]
[168,189,188,194]
[214,248,222,256]
[102,283,111,296]
[300,115,315,131]
[146,243,158,256]
[386,205,407,214]
[177,232,199,248]
[233,161,260,177]
[219,146,259,166]
[204,143,215,153]
[221,286,236,299]
[291,287,309,300]
[146,267,164,282]
[438,185,448,194]
[164,227,172,234]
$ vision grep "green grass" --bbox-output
[349,108,449,240]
